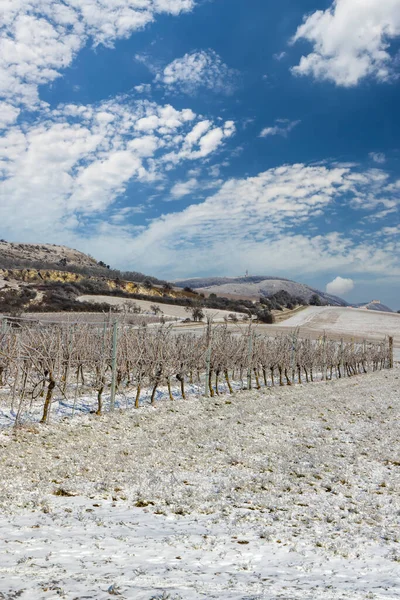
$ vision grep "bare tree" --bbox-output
[150,304,162,316]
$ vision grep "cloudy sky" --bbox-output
[0,0,399,308]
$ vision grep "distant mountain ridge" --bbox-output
[175,275,348,306]
[351,301,393,313]
[1,242,394,312]
[176,275,293,287]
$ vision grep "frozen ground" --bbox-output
[0,367,399,599]
[77,295,245,322]
[274,307,400,361]
[279,306,400,339]
[174,305,400,360]
[0,381,212,428]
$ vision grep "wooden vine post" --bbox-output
[204,318,213,398]
[388,337,393,369]
[247,329,253,390]
[41,374,55,424]
[110,321,119,411]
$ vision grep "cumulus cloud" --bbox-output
[155,50,239,94]
[326,276,355,296]
[260,119,300,138]
[0,0,195,107]
[0,103,20,129]
[0,97,235,238]
[162,120,235,164]
[291,0,400,86]
[0,0,234,247]
[0,0,399,289]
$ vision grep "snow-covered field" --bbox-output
[77,295,245,322]
[278,306,400,361]
[1,367,399,599]
[279,306,400,339]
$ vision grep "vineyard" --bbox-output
[0,317,393,427]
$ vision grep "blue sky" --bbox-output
[0,0,399,308]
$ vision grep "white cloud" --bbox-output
[292,0,400,86]
[169,175,222,200]
[170,178,198,198]
[260,119,300,138]
[156,50,239,94]
[162,119,235,164]
[110,205,146,224]
[273,51,287,61]
[0,102,20,129]
[0,97,235,238]
[382,225,400,236]
[0,0,398,289]
[184,120,211,145]
[0,0,195,108]
[347,168,400,213]
[134,84,152,94]
[2,145,397,281]
[115,163,400,277]
[94,227,400,282]
[369,152,386,164]
[198,128,226,154]
[134,53,160,75]
[326,276,355,296]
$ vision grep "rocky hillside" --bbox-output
[0,240,100,270]
[175,275,347,306]
[0,239,166,286]
[0,240,176,314]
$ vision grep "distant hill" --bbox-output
[0,241,185,314]
[0,240,101,270]
[0,240,165,285]
[1,242,394,314]
[174,276,348,306]
[351,301,393,313]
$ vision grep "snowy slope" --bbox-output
[351,301,394,313]
[0,368,399,599]
[278,305,400,338]
[175,275,347,305]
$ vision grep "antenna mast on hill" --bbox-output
[245,269,249,277]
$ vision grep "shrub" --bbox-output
[256,309,275,324]
[0,288,36,316]
[310,294,322,306]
